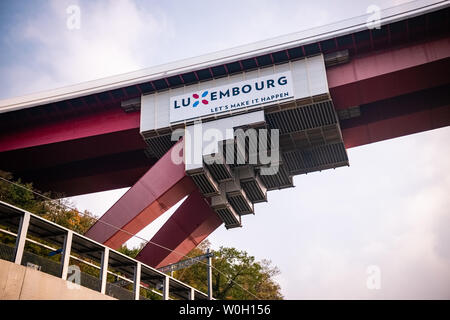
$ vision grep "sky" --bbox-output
[0,0,449,299]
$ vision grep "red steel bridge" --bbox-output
[0,1,448,269]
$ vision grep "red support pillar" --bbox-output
[84,139,197,249]
[135,190,223,269]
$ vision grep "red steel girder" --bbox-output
[0,107,141,153]
[135,189,222,269]
[341,85,450,148]
[327,37,450,110]
[0,37,448,197]
[84,139,197,249]
[3,38,448,156]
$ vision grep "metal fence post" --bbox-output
[13,211,30,264]
[207,249,213,300]
[133,262,141,300]
[162,275,170,300]
[100,247,109,294]
[189,287,195,300]
[60,230,73,280]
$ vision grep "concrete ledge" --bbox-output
[0,259,115,300]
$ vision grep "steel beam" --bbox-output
[14,150,154,197]
[0,108,141,153]
[327,37,450,110]
[85,139,196,249]
[136,190,222,268]
[341,85,450,148]
[3,38,446,155]
[1,38,448,197]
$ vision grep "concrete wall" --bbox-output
[0,259,115,300]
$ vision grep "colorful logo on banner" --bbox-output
[192,91,209,107]
[170,71,294,123]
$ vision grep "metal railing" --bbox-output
[0,200,209,300]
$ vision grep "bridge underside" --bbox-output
[0,7,449,267]
[1,36,448,197]
[84,48,449,267]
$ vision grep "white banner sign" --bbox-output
[170,71,294,123]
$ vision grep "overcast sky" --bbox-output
[0,0,448,299]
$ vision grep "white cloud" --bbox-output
[271,128,450,299]
[3,0,174,96]
[1,0,421,97]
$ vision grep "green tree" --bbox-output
[117,242,145,258]
[173,240,283,300]
[0,170,95,234]
[0,171,283,300]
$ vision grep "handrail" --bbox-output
[0,200,209,300]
